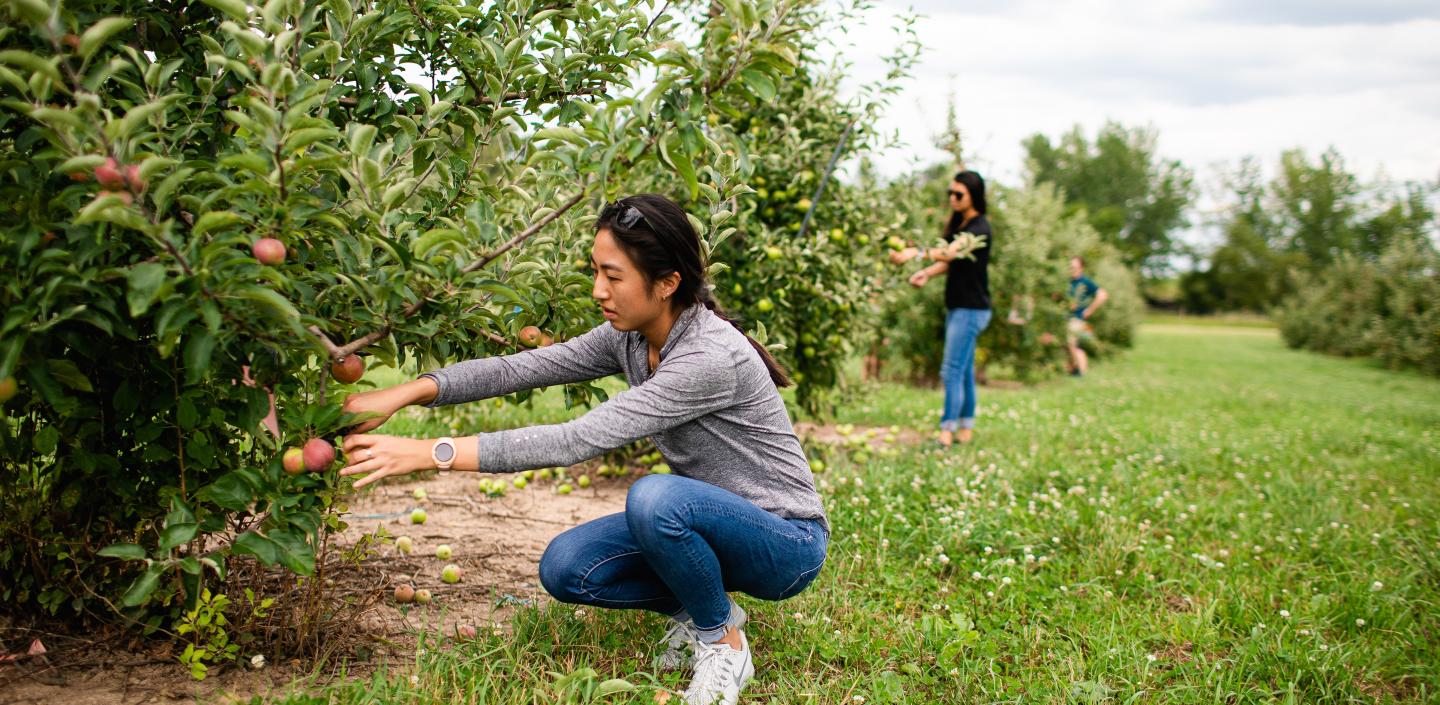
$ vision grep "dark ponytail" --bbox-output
[597,194,793,388]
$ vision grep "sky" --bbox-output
[827,0,1440,243]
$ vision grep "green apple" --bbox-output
[395,536,414,554]
[756,298,774,313]
[732,283,743,296]
[795,198,813,212]
[556,483,573,495]
[536,468,552,481]
[810,459,826,473]
[412,487,428,501]
[577,475,591,489]
[764,246,783,260]
[410,508,428,525]
[513,476,528,489]
[651,463,671,475]
[435,544,452,560]
[414,588,432,604]
[441,563,462,584]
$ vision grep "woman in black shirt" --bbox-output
[892,171,993,446]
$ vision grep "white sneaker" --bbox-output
[682,630,754,705]
[655,601,748,672]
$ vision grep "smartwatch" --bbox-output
[431,437,456,470]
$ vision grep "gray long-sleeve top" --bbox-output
[421,303,828,531]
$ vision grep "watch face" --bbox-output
[435,442,455,462]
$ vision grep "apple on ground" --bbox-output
[331,355,364,384]
[410,508,428,524]
[414,589,432,604]
[435,544,452,560]
[513,477,528,489]
[441,563,462,584]
[455,624,477,639]
[282,447,305,474]
[650,463,671,475]
[303,438,335,472]
[556,483,573,495]
[393,584,416,603]
[577,475,591,489]
[412,487,428,501]
[395,536,413,554]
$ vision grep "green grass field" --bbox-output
[274,323,1440,704]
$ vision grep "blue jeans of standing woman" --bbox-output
[539,474,829,643]
[939,306,992,432]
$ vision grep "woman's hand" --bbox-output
[888,247,919,265]
[339,434,434,489]
[341,378,438,433]
[908,270,930,288]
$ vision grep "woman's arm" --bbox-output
[421,322,623,407]
[339,348,737,486]
[1083,288,1109,319]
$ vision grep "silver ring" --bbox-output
[365,449,374,459]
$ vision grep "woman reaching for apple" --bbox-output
[338,194,827,705]
[888,170,993,447]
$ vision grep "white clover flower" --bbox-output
[1279,609,1290,619]
[575,608,587,618]
[938,554,950,565]
[1371,581,1384,592]
[1001,576,1012,585]
[1146,654,1157,662]
[249,654,266,669]
[971,571,983,580]
[1356,619,1366,627]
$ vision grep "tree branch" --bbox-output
[461,189,589,274]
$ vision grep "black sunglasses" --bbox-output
[948,189,968,199]
[604,201,646,229]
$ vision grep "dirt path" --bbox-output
[2,424,920,704]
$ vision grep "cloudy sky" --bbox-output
[830,0,1440,210]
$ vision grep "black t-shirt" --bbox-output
[944,214,992,310]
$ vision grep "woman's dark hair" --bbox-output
[943,169,987,237]
[596,194,792,388]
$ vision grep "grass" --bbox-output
[272,324,1440,704]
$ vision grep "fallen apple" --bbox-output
[435,544,452,560]
[282,447,305,475]
[410,508,428,524]
[512,477,528,489]
[441,563,462,584]
[412,487,428,501]
[556,483,573,495]
[393,584,416,603]
[330,355,364,384]
[395,536,414,554]
[414,588,432,604]
[650,463,671,475]
[303,437,335,472]
[577,475,591,489]
[455,623,477,639]
[251,237,286,265]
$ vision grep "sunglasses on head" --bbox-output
[604,201,647,229]
[948,189,968,199]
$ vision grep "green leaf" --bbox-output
[46,359,94,392]
[78,17,133,59]
[121,564,166,607]
[201,0,249,21]
[183,331,215,385]
[98,543,148,560]
[595,678,638,696]
[233,531,279,565]
[0,51,62,86]
[739,68,775,102]
[9,0,52,24]
[198,472,256,512]
[127,263,167,317]
[159,523,199,552]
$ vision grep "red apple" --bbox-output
[330,355,364,384]
[454,623,477,639]
[540,334,555,347]
[61,34,81,50]
[252,237,286,265]
[68,171,90,182]
[282,447,305,474]
[124,164,144,192]
[0,376,17,404]
[393,584,416,603]
[94,158,126,190]
[302,437,335,472]
[518,326,543,348]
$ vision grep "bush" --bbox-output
[1277,239,1440,375]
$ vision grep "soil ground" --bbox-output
[0,423,892,704]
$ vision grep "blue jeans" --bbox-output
[539,474,829,642]
[940,307,991,432]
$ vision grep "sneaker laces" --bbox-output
[655,620,699,670]
[684,640,741,700]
